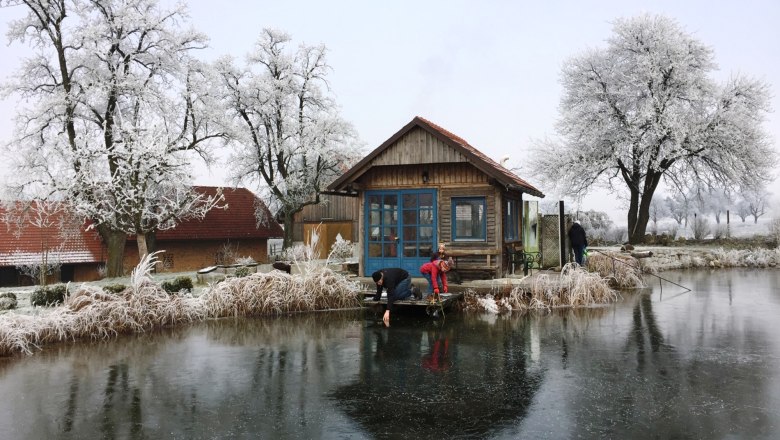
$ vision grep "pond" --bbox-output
[0,268,779,439]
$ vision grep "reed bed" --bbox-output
[641,247,780,272]
[463,264,620,313]
[200,267,361,318]
[586,252,646,288]
[0,252,362,357]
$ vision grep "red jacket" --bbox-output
[420,261,448,291]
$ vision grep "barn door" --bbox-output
[365,189,437,276]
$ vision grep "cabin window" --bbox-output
[452,197,487,241]
[504,198,520,241]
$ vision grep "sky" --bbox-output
[1,0,779,225]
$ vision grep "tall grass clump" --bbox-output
[201,266,361,318]
[0,252,205,357]
[463,265,620,313]
[586,252,645,288]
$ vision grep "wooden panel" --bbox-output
[360,163,488,188]
[372,127,468,166]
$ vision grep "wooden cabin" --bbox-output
[327,116,544,278]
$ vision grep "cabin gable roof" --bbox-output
[329,116,544,197]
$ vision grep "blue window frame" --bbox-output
[504,198,520,241]
[452,197,487,241]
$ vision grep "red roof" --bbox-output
[0,202,103,266]
[135,186,284,241]
[1,187,283,266]
[329,116,544,197]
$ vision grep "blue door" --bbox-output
[365,189,437,276]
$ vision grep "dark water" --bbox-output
[1,269,779,439]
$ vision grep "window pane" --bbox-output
[403,246,417,257]
[369,226,381,241]
[403,210,417,225]
[383,195,397,209]
[402,193,417,209]
[383,243,396,257]
[419,242,433,258]
[419,193,433,209]
[368,243,382,257]
[453,197,486,240]
[370,210,380,225]
[419,226,433,239]
[383,227,397,241]
[419,209,433,225]
[403,226,417,241]
[368,195,381,210]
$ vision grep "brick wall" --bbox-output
[123,239,270,273]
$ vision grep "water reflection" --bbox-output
[0,269,778,439]
[332,315,544,439]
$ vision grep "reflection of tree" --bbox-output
[629,293,667,371]
[332,315,545,438]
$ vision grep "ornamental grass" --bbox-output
[463,264,620,313]
[0,251,361,357]
[586,251,646,289]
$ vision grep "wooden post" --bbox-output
[559,201,565,267]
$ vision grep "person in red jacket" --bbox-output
[420,259,450,301]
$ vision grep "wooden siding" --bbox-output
[440,186,500,247]
[359,163,488,188]
[371,127,468,166]
[293,194,359,242]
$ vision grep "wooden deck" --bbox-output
[361,291,463,310]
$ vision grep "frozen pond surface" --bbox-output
[0,268,779,439]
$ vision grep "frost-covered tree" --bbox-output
[215,29,362,248]
[649,197,669,233]
[665,193,691,227]
[744,188,770,224]
[527,14,775,244]
[2,0,225,275]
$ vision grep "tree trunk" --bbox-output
[137,232,149,261]
[97,224,127,278]
[282,213,295,249]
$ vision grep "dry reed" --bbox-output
[463,264,620,313]
[0,251,362,357]
[586,252,646,288]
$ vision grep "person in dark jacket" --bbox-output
[568,220,588,265]
[372,268,419,325]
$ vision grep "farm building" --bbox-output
[326,116,545,278]
[0,187,283,286]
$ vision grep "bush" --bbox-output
[0,292,18,310]
[161,276,194,295]
[692,217,711,240]
[234,266,251,278]
[30,284,68,307]
[103,284,127,294]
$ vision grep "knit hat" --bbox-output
[438,260,450,272]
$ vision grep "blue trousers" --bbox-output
[421,273,444,293]
[390,277,413,301]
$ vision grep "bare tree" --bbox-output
[744,189,770,223]
[214,29,363,248]
[527,14,775,243]
[3,0,225,275]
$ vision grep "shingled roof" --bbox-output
[329,116,544,197]
[0,203,103,266]
[131,186,284,241]
[0,187,283,266]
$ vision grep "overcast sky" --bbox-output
[1,0,778,223]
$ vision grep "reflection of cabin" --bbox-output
[0,187,283,286]
[327,116,544,278]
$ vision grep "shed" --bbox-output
[327,116,544,278]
